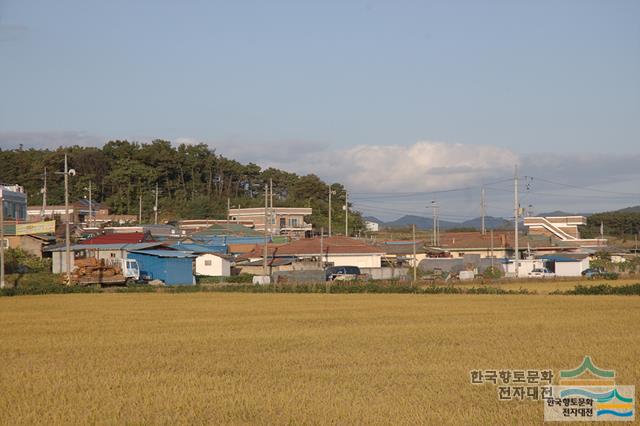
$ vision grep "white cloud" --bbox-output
[216,140,519,192]
[334,142,518,192]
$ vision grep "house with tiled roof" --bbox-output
[266,236,384,268]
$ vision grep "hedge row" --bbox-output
[551,283,640,295]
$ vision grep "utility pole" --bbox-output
[412,224,417,284]
[436,204,439,246]
[328,186,336,237]
[65,155,71,285]
[41,167,47,219]
[269,178,273,235]
[227,198,230,223]
[138,191,142,223]
[263,184,269,277]
[344,190,348,237]
[1,189,5,289]
[514,164,520,278]
[490,229,495,270]
[86,181,92,228]
[320,226,324,269]
[431,200,438,246]
[481,187,486,235]
[55,154,76,285]
[153,182,159,225]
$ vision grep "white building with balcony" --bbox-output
[228,207,312,237]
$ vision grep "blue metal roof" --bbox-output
[129,249,196,258]
[537,254,582,262]
[169,242,227,254]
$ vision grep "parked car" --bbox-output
[581,268,619,280]
[528,268,555,278]
[581,267,605,278]
[325,266,363,281]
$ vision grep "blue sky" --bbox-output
[1,1,639,219]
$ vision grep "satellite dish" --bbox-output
[68,169,77,176]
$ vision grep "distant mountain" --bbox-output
[536,210,597,217]
[614,205,640,213]
[536,210,577,217]
[382,215,459,230]
[377,214,513,231]
[460,216,512,230]
[371,205,640,232]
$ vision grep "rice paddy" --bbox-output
[1,293,639,424]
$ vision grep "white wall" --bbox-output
[326,254,382,268]
[52,251,75,274]
[365,221,379,232]
[195,254,231,276]
[554,259,589,277]
[501,259,543,277]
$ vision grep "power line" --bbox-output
[528,176,640,196]
[348,177,513,199]
[353,202,506,221]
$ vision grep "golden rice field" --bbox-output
[1,293,639,425]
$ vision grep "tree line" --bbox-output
[581,211,640,239]
[0,141,364,233]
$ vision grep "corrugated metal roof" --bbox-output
[536,254,589,262]
[129,250,196,258]
[45,242,164,252]
[191,223,263,237]
[241,257,297,267]
[169,243,227,254]
[81,232,151,245]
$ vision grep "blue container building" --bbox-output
[128,250,196,285]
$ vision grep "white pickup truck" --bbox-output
[528,268,555,279]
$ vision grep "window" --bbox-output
[290,218,299,227]
[1,239,8,249]
[204,260,212,266]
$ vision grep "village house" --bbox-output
[434,231,587,259]
[228,207,312,237]
[253,236,384,269]
[169,242,231,277]
[27,199,136,226]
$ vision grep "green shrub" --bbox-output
[197,274,255,284]
[3,248,51,273]
[482,266,503,279]
[551,283,640,295]
[1,284,98,297]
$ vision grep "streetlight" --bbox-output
[55,154,76,285]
